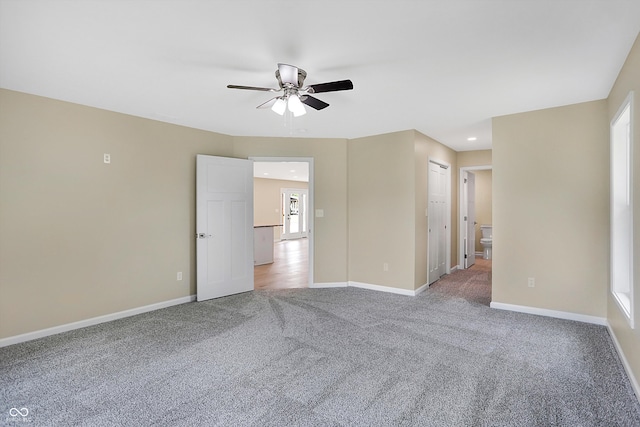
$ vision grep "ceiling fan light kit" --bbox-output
[227,63,353,118]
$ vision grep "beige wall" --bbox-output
[0,89,234,338]
[254,177,308,240]
[492,100,609,317]
[0,94,462,340]
[233,136,348,285]
[457,149,492,168]
[348,130,416,290]
[606,33,640,390]
[473,170,493,253]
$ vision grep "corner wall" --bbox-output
[492,100,609,317]
[348,131,416,290]
[0,89,234,338]
[606,32,640,392]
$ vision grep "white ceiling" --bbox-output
[1,1,639,151]
[254,162,309,182]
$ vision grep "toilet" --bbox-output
[480,225,492,260]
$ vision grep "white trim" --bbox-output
[449,265,459,273]
[458,165,492,270]
[414,282,430,296]
[606,322,640,403]
[609,91,635,329]
[250,157,314,288]
[349,281,418,296]
[490,302,607,325]
[310,282,347,288]
[0,295,196,348]
[314,281,429,296]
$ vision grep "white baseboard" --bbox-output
[348,281,418,296]
[490,302,607,326]
[450,265,459,273]
[414,282,430,295]
[313,281,428,296]
[0,295,196,348]
[310,282,347,288]
[606,322,640,404]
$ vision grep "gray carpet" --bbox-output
[2,286,639,426]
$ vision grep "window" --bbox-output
[611,92,634,328]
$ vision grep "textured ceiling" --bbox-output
[1,0,639,151]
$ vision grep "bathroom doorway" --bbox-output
[458,166,492,270]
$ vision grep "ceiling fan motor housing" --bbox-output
[275,67,307,89]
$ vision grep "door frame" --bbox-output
[427,157,452,283]
[250,156,314,287]
[458,165,492,269]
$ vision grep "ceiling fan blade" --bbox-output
[301,95,329,110]
[227,84,278,92]
[277,63,299,86]
[307,79,353,94]
[256,97,279,109]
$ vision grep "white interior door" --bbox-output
[465,171,476,268]
[196,155,254,301]
[281,188,307,240]
[428,161,447,284]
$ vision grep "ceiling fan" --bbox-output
[227,63,353,117]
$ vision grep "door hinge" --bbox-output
[464,216,467,221]
[464,178,467,183]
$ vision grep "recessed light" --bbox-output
[290,169,296,173]
[467,137,477,141]
[263,172,269,176]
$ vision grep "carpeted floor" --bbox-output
[1,271,639,426]
[429,258,492,306]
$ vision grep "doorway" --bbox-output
[458,165,492,270]
[281,188,308,240]
[252,157,313,290]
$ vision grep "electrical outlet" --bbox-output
[528,277,535,288]
[177,272,183,281]
[383,262,389,272]
[103,153,111,164]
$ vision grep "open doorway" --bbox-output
[458,165,492,295]
[251,157,313,290]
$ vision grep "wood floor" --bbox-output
[254,238,309,290]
